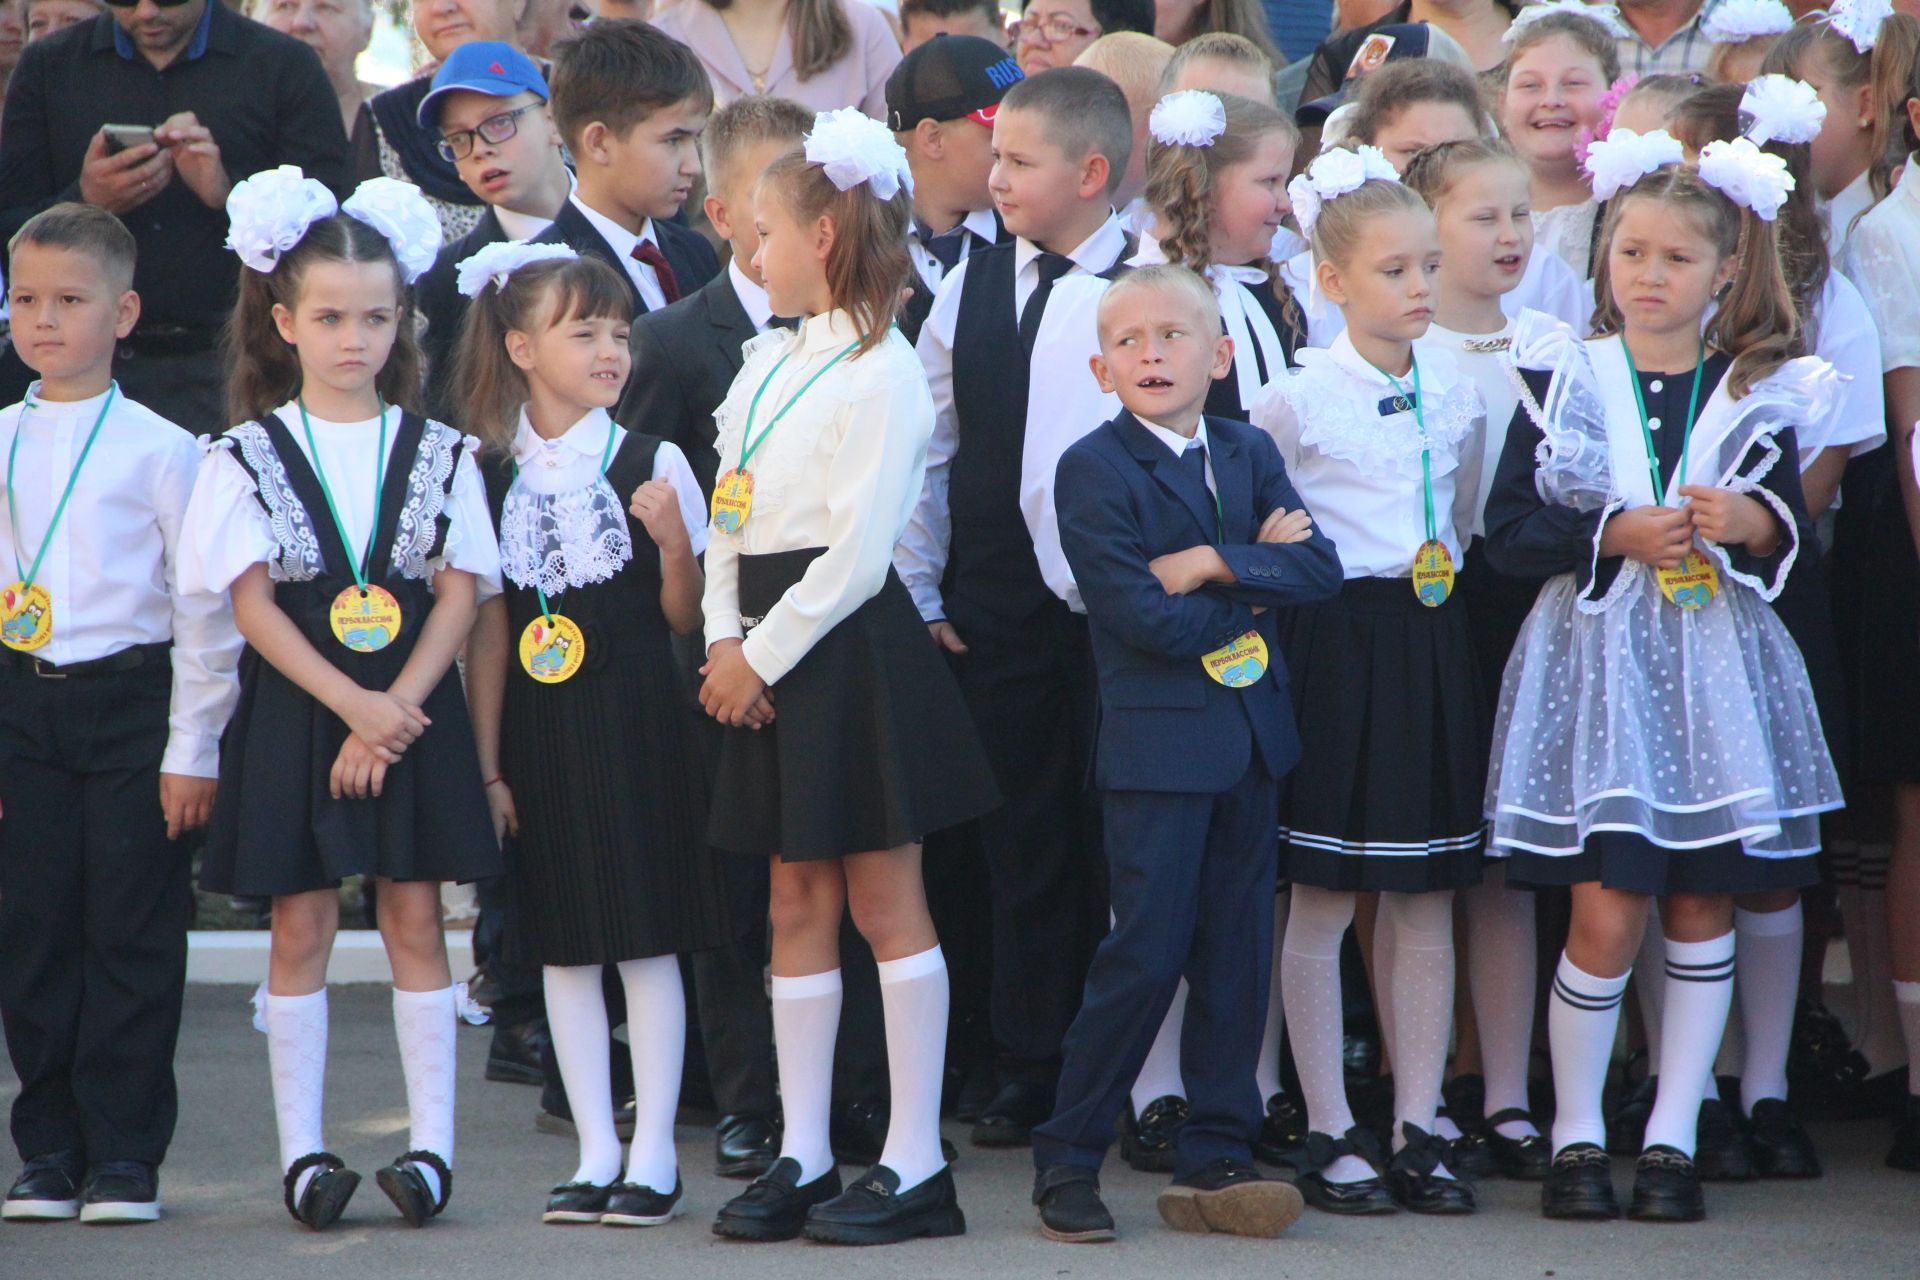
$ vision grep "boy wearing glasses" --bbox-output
[1013,0,1152,75]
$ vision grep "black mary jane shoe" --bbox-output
[1032,1166,1114,1244]
[1694,1097,1754,1182]
[801,1164,966,1246]
[1439,1119,1497,1180]
[1254,1092,1308,1167]
[1744,1098,1821,1179]
[375,1150,451,1228]
[1119,1095,1188,1173]
[1291,1128,1396,1216]
[713,1156,842,1241]
[542,1180,614,1224]
[1384,1124,1475,1215]
[1626,1144,1704,1222]
[602,1177,683,1227]
[1483,1109,1551,1181]
[1541,1143,1617,1220]
[1157,1159,1305,1238]
[971,1081,1054,1149]
[715,1112,779,1179]
[282,1151,361,1232]
[1886,1095,1920,1173]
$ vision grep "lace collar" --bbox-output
[500,407,633,596]
[1281,334,1479,477]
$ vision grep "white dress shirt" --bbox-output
[1803,269,1885,463]
[1138,418,1216,495]
[1845,155,1920,375]
[570,194,670,312]
[0,384,241,776]
[1423,316,1521,538]
[907,207,1001,298]
[704,311,934,685]
[728,259,777,333]
[507,406,708,558]
[1824,168,1875,266]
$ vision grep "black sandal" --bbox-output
[375,1149,452,1227]
[282,1151,361,1231]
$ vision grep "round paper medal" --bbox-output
[1411,539,1455,608]
[0,581,52,652]
[711,468,755,534]
[1657,549,1719,610]
[329,584,403,652]
[1202,630,1270,688]
[520,613,586,684]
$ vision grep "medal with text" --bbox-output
[711,338,859,534]
[302,399,400,652]
[3,386,117,652]
[1624,339,1714,612]
[1202,630,1270,688]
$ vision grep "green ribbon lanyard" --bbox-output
[5,384,118,594]
[735,341,861,476]
[1375,357,1436,545]
[511,414,619,627]
[1622,337,1706,505]
[299,396,390,599]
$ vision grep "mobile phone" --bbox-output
[101,124,156,155]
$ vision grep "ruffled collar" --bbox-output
[1282,334,1477,477]
[797,308,870,353]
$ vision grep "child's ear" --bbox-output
[1315,257,1348,307]
[812,213,837,263]
[1908,98,1920,150]
[1712,249,1738,297]
[1079,150,1111,201]
[1089,351,1117,395]
[704,192,732,242]
[579,120,609,164]
[114,288,141,340]
[1854,81,1876,130]
[504,330,537,372]
[270,301,298,346]
[1210,333,1234,381]
[915,118,944,160]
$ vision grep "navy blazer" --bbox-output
[614,268,757,499]
[531,200,720,318]
[1057,410,1342,794]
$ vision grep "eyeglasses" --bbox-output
[1016,13,1097,45]
[436,103,542,163]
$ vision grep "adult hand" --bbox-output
[155,112,230,210]
[159,772,218,840]
[78,129,173,215]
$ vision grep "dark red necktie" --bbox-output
[631,241,682,305]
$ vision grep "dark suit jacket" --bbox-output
[531,199,720,319]
[614,269,756,499]
[416,207,508,423]
[1056,410,1342,794]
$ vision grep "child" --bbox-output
[703,110,998,1246]
[1252,149,1488,1218]
[1485,140,1842,1222]
[0,205,240,1225]
[454,245,734,1225]
[898,65,1134,1151]
[1031,264,1340,1243]
[901,0,1010,52]
[1702,0,1793,84]
[533,20,720,322]
[1072,31,1176,228]
[1498,6,1623,277]
[1159,31,1275,105]
[180,169,503,1231]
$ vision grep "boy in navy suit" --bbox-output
[1030,265,1341,1242]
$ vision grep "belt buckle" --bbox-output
[30,655,66,679]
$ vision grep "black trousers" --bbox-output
[0,657,190,1166]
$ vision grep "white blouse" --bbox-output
[1532,200,1599,278]
[703,310,934,686]
[1252,333,1485,578]
[1424,316,1522,538]
[1825,168,1875,267]
[1845,155,1920,374]
[1803,270,1887,462]
[179,401,502,601]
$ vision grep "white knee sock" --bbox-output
[1635,901,1667,1071]
[543,965,622,1185]
[1548,954,1629,1155]
[771,969,841,1184]
[1642,933,1736,1156]
[876,946,949,1191]
[1858,848,1909,1076]
[1466,865,1539,1138]
[1255,891,1290,1102]
[265,988,329,1200]
[392,985,459,1201]
[1131,979,1188,1114]
[1896,981,1920,1096]
[1282,886,1371,1183]
[618,956,685,1192]
[1384,893,1456,1174]
[1734,903,1803,1112]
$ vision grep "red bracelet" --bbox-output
[483,776,506,789]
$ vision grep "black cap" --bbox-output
[1295,24,1435,127]
[886,34,1025,131]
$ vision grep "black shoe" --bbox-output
[1032,1165,1114,1243]
[1254,1092,1308,1166]
[4,1150,85,1222]
[602,1177,683,1227]
[1745,1098,1821,1178]
[375,1150,451,1227]
[538,1098,637,1141]
[486,1019,550,1087]
[1484,1109,1551,1181]
[1384,1124,1475,1215]
[714,1112,779,1179]
[1351,1072,1395,1138]
[1627,1144,1704,1222]
[951,1063,996,1124]
[1788,998,1869,1118]
[1439,1119,1498,1179]
[1119,1095,1187,1173]
[1442,1074,1487,1125]
[802,1163,966,1245]
[1157,1159,1305,1237]
[971,1081,1053,1148]
[829,1100,956,1166]
[1694,1097,1755,1181]
[1541,1143,1617,1220]
[713,1156,843,1241]
[78,1161,159,1225]
[1608,1074,1656,1155]
[281,1151,360,1231]
[1292,1128,1395,1215]
[542,1180,614,1224]
[1887,1095,1920,1172]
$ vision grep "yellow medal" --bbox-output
[0,581,52,652]
[329,584,403,652]
[1412,538,1454,607]
[1202,630,1270,687]
[710,468,755,534]
[1657,550,1719,610]
[519,612,586,683]
[4,385,117,655]
[712,339,861,535]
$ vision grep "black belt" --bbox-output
[1,640,170,679]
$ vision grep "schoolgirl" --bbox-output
[1484,135,1843,1222]
[179,169,503,1230]
[1251,148,1487,1217]
[700,110,998,1247]
[1702,0,1794,84]
[453,244,736,1225]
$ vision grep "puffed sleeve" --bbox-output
[433,437,504,602]
[176,440,278,596]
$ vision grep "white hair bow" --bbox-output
[455,241,580,299]
[1827,0,1894,53]
[341,178,443,285]
[805,107,914,201]
[224,165,339,274]
[1583,127,1685,201]
[1699,136,1796,221]
[1285,145,1399,239]
[1503,0,1633,42]
[1701,0,1794,42]
[1740,75,1828,146]
[1150,90,1227,148]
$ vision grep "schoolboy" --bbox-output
[1072,31,1174,226]
[901,0,1008,52]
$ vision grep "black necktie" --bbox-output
[922,224,968,275]
[1177,440,1216,536]
[1019,251,1075,354]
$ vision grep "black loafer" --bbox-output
[1292,1128,1395,1215]
[603,1177,683,1227]
[1886,1095,1920,1172]
[543,1180,614,1224]
[1694,1097,1754,1181]
[375,1150,451,1227]
[801,1163,966,1245]
[715,1112,779,1179]
[1032,1166,1114,1243]
[971,1081,1053,1148]
[1627,1144,1704,1222]
[1254,1092,1307,1166]
[1745,1098,1820,1179]
[282,1151,360,1231]
[1157,1159,1304,1237]
[830,1100,956,1166]
[1484,1109,1551,1181]
[78,1162,159,1225]
[486,1019,551,1086]
[714,1157,842,1241]
[4,1150,85,1222]
[1608,1074,1656,1155]
[1119,1095,1187,1173]
[1385,1125,1475,1215]
[1542,1143,1617,1220]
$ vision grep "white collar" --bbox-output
[1136,415,1209,458]
[795,308,870,353]
[1130,235,1267,288]
[729,259,774,330]
[1014,211,1126,277]
[912,206,999,246]
[569,192,657,259]
[19,380,117,422]
[512,405,619,464]
[272,398,385,429]
[495,171,574,241]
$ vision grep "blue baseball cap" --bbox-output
[417,42,550,129]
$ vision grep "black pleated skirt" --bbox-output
[1507,834,1820,896]
[709,548,1001,861]
[1831,444,1920,785]
[1276,576,1485,893]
